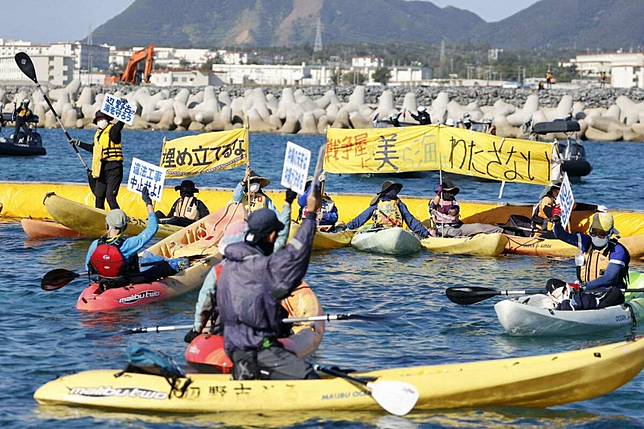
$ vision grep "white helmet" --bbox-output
[418,106,426,112]
[445,118,455,126]
[22,98,30,106]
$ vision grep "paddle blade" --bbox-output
[341,313,390,321]
[445,286,499,305]
[41,269,79,291]
[367,381,419,416]
[15,52,38,83]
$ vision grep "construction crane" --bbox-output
[105,45,155,85]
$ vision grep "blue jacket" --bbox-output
[346,197,430,238]
[554,222,629,290]
[216,214,317,355]
[297,186,338,226]
[85,212,158,270]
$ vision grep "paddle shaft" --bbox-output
[314,365,370,386]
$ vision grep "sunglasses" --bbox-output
[589,229,609,238]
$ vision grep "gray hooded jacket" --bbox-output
[217,215,317,355]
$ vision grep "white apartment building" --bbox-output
[216,50,248,65]
[351,56,384,68]
[150,70,223,87]
[568,52,644,88]
[0,55,74,85]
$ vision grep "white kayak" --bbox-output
[350,227,421,255]
[495,293,644,336]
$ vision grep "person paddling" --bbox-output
[546,212,630,310]
[188,187,322,380]
[156,180,209,227]
[85,187,187,291]
[341,181,430,238]
[72,111,125,210]
[428,180,502,237]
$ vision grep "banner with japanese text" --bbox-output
[160,129,248,178]
[439,127,557,186]
[325,125,558,185]
[325,125,440,174]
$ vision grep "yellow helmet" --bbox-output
[590,212,614,233]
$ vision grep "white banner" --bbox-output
[556,173,575,229]
[281,141,311,195]
[127,157,166,202]
[100,93,136,125]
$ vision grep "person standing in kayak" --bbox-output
[85,187,187,291]
[531,183,561,237]
[547,212,630,310]
[297,173,338,229]
[156,180,210,227]
[185,188,298,344]
[340,181,430,237]
[214,187,321,380]
[12,99,33,143]
[72,111,125,210]
[428,180,502,237]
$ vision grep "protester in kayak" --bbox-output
[297,173,338,229]
[232,168,276,213]
[339,181,430,238]
[85,187,188,291]
[12,99,33,144]
[411,106,431,125]
[72,111,125,210]
[186,188,298,343]
[155,180,209,227]
[189,186,322,380]
[428,180,503,237]
[547,212,630,310]
[531,183,561,237]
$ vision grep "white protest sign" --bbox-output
[281,141,311,195]
[127,157,166,202]
[100,93,137,126]
[556,173,575,228]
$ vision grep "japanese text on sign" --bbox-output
[281,141,311,194]
[556,173,575,228]
[127,157,166,202]
[100,94,136,126]
[160,129,249,179]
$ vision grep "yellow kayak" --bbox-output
[289,222,355,250]
[503,235,579,257]
[34,338,643,413]
[44,193,181,238]
[421,233,508,257]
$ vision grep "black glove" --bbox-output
[285,188,297,204]
[141,186,153,205]
[184,329,200,344]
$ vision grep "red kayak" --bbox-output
[21,219,86,240]
[76,204,245,312]
[185,283,325,372]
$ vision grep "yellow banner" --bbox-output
[160,129,248,178]
[439,127,556,185]
[325,125,556,185]
[325,126,440,174]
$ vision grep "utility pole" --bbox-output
[313,18,323,53]
[439,39,446,78]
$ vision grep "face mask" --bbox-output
[97,119,108,129]
[249,183,260,193]
[591,235,609,248]
[442,192,455,201]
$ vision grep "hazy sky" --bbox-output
[2,0,539,44]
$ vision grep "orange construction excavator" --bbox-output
[105,45,155,85]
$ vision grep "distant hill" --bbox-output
[90,0,644,50]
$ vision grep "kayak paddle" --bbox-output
[314,365,418,416]
[446,286,644,306]
[121,313,390,335]
[41,268,85,291]
[445,286,543,305]
[14,52,91,172]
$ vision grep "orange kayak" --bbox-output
[21,219,86,240]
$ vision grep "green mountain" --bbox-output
[90,0,643,49]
